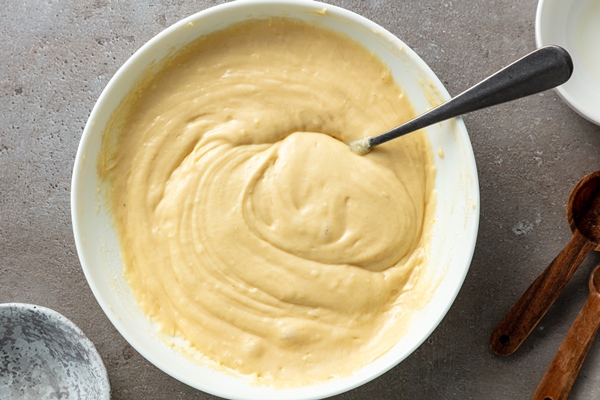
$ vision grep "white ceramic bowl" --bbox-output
[71,1,479,398]
[0,303,110,400]
[536,0,600,125]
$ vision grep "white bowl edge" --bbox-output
[535,0,600,126]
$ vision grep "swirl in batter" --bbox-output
[100,18,436,386]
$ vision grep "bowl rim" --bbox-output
[0,302,111,399]
[71,0,480,398]
[535,0,600,125]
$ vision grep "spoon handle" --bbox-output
[533,293,600,400]
[489,230,595,356]
[368,45,573,148]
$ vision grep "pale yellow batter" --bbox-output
[99,18,436,387]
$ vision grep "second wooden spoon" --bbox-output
[533,263,600,400]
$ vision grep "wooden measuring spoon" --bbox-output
[533,264,600,400]
[490,171,600,356]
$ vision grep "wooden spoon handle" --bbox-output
[490,230,595,356]
[533,294,600,400]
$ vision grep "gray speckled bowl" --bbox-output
[0,303,111,400]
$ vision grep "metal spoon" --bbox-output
[533,263,600,400]
[348,45,573,155]
[490,170,600,356]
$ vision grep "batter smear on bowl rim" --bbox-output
[99,17,437,387]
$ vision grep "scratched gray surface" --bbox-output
[2,0,600,399]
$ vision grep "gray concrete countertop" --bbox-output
[2,1,600,399]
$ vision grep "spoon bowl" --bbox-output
[568,172,600,246]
